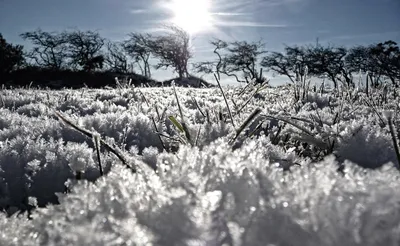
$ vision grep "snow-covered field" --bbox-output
[0,83,400,245]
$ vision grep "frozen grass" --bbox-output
[0,83,399,245]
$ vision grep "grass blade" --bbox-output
[168,115,192,145]
[387,116,400,169]
[172,83,184,121]
[214,73,235,128]
[264,115,314,136]
[182,122,193,146]
[55,111,135,173]
[168,115,185,133]
[93,134,103,176]
[151,117,166,151]
[192,96,205,118]
[230,108,262,144]
[195,126,201,146]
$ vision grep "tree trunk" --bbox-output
[178,69,184,79]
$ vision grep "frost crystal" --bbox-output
[0,86,400,245]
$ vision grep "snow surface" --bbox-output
[0,84,399,245]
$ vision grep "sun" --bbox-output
[165,0,213,34]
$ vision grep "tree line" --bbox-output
[1,25,399,88]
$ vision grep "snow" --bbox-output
[0,84,399,245]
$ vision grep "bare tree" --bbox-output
[262,45,312,85]
[261,51,296,83]
[194,40,226,77]
[148,25,192,79]
[65,30,105,72]
[345,45,370,74]
[0,33,24,76]
[20,29,68,70]
[307,45,351,88]
[124,33,152,78]
[105,41,131,73]
[369,40,400,87]
[346,41,400,87]
[285,46,311,82]
[224,40,266,83]
[195,39,266,83]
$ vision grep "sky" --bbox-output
[1,0,399,84]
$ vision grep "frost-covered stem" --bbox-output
[172,83,184,121]
[388,119,400,169]
[230,108,261,144]
[237,81,253,97]
[363,97,386,126]
[366,73,369,97]
[94,135,103,176]
[248,120,266,138]
[55,111,135,172]
[272,124,283,144]
[138,90,150,107]
[214,73,235,128]
[192,96,205,118]
[151,116,166,151]
[172,84,193,145]
[154,105,161,121]
[195,126,201,146]
[205,109,211,125]
[235,92,256,117]
[320,79,325,96]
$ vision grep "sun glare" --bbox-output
[165,0,213,34]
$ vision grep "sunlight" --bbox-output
[165,0,213,34]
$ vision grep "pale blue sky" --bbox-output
[1,0,399,83]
